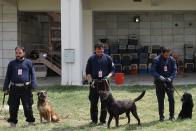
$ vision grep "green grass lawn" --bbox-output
[0,85,195,131]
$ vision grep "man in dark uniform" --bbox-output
[3,47,37,127]
[150,47,177,121]
[86,43,115,125]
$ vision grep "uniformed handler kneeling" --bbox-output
[86,43,115,125]
[150,47,177,122]
[3,47,37,127]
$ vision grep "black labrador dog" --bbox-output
[178,92,194,119]
[99,90,146,128]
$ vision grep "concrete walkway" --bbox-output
[111,73,196,86]
[0,73,196,87]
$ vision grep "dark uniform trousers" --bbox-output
[89,81,109,123]
[155,79,175,118]
[7,85,35,124]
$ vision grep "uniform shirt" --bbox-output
[86,54,115,80]
[3,58,37,91]
[150,55,177,80]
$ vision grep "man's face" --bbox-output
[95,47,104,57]
[162,51,169,59]
[15,48,25,60]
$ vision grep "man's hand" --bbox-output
[159,76,166,82]
[166,78,172,82]
[3,90,9,95]
[104,72,113,81]
[104,76,109,80]
[89,81,95,88]
[86,74,92,83]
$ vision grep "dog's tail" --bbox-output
[133,91,146,103]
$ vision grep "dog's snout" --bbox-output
[37,91,47,100]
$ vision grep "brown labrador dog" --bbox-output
[99,90,146,128]
[37,91,60,123]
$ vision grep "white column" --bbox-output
[61,0,83,85]
[82,10,93,78]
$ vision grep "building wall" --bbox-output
[90,0,196,11]
[82,10,93,76]
[18,0,60,12]
[0,0,17,79]
[94,12,196,56]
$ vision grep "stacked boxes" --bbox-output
[148,46,152,53]
[128,39,138,45]
[185,63,194,72]
[127,44,136,53]
[119,44,127,54]
[152,45,161,54]
[184,44,194,62]
[104,44,110,55]
[122,54,132,65]
[123,66,131,74]
[136,45,143,54]
[149,53,157,63]
[131,53,139,64]
[97,39,167,75]
[111,54,122,73]
[143,46,149,53]
[115,64,122,73]
[184,44,194,72]
[122,54,132,74]
[110,44,119,54]
[148,63,152,73]
[100,39,110,55]
[111,54,121,64]
[96,37,196,74]
[139,64,148,74]
[119,39,128,53]
[139,53,148,64]
[194,52,196,68]
[131,64,138,75]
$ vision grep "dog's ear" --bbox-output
[43,91,48,96]
[37,92,40,95]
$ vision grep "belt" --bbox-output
[10,82,30,87]
[93,79,105,83]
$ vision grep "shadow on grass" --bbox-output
[50,120,160,131]
[50,123,97,131]
[125,120,159,130]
